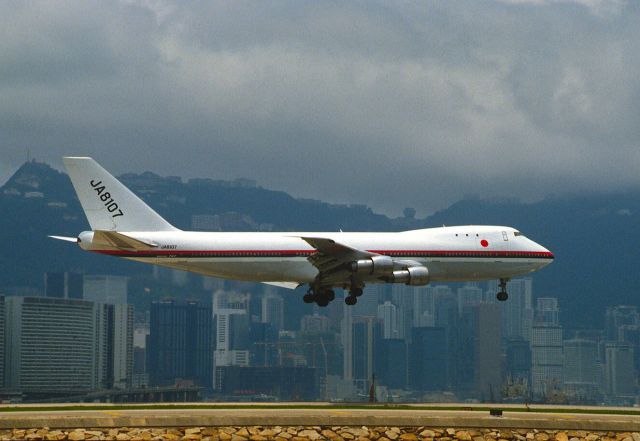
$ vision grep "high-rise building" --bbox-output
[83,275,128,305]
[563,338,600,402]
[377,301,400,339]
[350,316,383,393]
[44,272,83,299]
[535,297,560,326]
[5,297,91,395]
[603,342,636,401]
[506,339,531,384]
[112,304,134,388]
[434,286,457,328]
[414,286,435,321]
[342,296,354,381]
[147,300,212,388]
[3,297,131,397]
[249,322,278,367]
[618,325,640,373]
[261,291,284,331]
[300,313,330,334]
[500,278,533,341]
[212,291,251,388]
[457,284,483,315]
[213,290,250,310]
[94,303,134,389]
[391,285,416,341]
[133,324,149,388]
[605,306,639,341]
[0,296,4,388]
[531,298,563,400]
[531,325,563,400]
[473,303,502,401]
[433,287,459,390]
[378,338,407,390]
[409,327,447,392]
[353,285,384,317]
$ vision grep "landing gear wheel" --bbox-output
[303,293,315,304]
[496,278,509,302]
[326,289,335,301]
[345,296,357,306]
[316,297,330,307]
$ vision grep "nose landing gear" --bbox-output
[496,278,509,301]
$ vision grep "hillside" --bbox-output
[0,160,418,292]
[1,160,638,326]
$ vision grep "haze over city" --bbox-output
[2,1,640,216]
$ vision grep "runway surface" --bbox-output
[1,404,639,430]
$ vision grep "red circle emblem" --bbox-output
[480,239,489,247]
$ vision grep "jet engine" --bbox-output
[391,265,430,286]
[351,255,394,276]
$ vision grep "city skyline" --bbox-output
[2,271,638,405]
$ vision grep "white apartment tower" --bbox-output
[531,297,563,400]
[3,297,133,395]
[212,291,251,388]
[377,300,400,339]
[261,290,284,331]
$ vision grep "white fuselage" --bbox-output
[79,225,553,286]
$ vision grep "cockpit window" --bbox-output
[514,231,523,237]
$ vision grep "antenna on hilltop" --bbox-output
[26,147,31,162]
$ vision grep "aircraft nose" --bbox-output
[536,242,554,262]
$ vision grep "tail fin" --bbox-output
[63,157,179,232]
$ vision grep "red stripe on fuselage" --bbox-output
[93,249,554,258]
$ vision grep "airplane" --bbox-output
[51,157,554,307]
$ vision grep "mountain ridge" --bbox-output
[1,159,638,326]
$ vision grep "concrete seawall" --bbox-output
[1,405,639,432]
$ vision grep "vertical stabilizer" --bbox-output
[63,157,179,232]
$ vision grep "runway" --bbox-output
[1,404,639,430]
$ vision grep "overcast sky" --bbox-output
[1,0,639,216]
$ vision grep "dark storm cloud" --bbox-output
[1,0,639,216]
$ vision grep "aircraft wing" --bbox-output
[300,236,377,284]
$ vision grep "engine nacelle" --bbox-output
[351,255,394,276]
[392,266,430,286]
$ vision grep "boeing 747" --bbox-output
[51,157,554,306]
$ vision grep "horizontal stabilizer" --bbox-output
[48,235,79,243]
[93,230,158,251]
[261,281,300,290]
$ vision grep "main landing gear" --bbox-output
[303,287,335,307]
[496,278,509,302]
[345,286,363,306]
[303,283,364,307]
